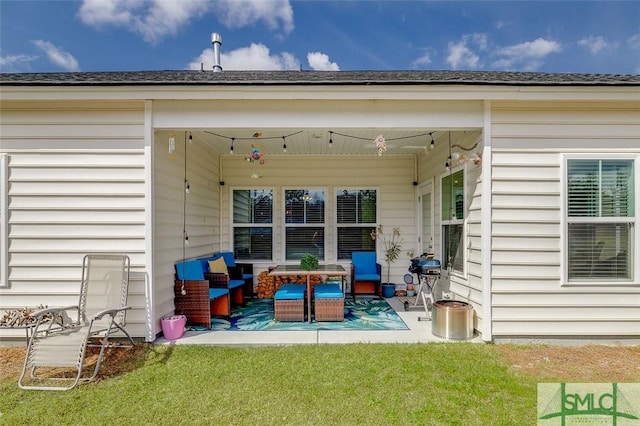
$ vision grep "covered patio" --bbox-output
[158,296,483,345]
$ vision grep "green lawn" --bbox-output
[1,343,538,425]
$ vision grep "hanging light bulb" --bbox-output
[445,155,451,172]
[184,231,189,245]
[229,138,235,155]
[329,131,333,148]
[430,133,435,150]
[185,179,190,194]
[282,137,287,153]
[188,132,193,143]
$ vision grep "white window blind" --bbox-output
[285,189,325,260]
[336,189,376,260]
[567,160,634,281]
[233,189,273,260]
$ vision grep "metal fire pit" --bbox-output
[431,300,474,340]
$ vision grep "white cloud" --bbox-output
[627,34,640,50]
[31,40,80,71]
[0,53,38,72]
[78,0,293,44]
[411,52,432,68]
[446,33,487,69]
[188,43,299,71]
[78,0,210,44]
[493,38,561,71]
[216,0,294,34]
[578,36,615,54]
[307,52,339,71]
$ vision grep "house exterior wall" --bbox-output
[416,131,484,332]
[219,155,417,284]
[152,130,220,335]
[0,100,149,338]
[490,101,640,337]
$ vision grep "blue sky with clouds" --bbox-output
[1,0,639,74]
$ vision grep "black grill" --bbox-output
[409,257,441,275]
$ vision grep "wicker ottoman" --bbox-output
[274,284,306,321]
[314,284,345,322]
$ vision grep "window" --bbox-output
[285,189,325,260]
[233,189,273,260]
[336,189,377,260]
[567,159,635,282]
[442,170,464,272]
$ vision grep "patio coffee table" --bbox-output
[269,264,347,323]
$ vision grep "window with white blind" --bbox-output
[566,159,635,282]
[441,169,464,272]
[336,189,377,260]
[284,189,325,260]
[233,189,273,260]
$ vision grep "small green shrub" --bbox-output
[300,253,319,270]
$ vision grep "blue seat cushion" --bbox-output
[176,260,205,280]
[274,284,306,300]
[352,251,379,275]
[243,273,253,280]
[215,251,236,267]
[314,284,344,299]
[354,273,381,281]
[228,279,245,289]
[209,288,229,299]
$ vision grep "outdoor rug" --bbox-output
[194,298,408,331]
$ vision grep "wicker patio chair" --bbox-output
[18,254,134,391]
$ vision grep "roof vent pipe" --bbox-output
[211,33,222,72]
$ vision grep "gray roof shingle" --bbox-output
[1,70,639,86]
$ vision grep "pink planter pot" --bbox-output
[161,315,187,340]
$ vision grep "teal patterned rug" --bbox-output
[200,298,408,331]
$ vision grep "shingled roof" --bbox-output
[1,70,639,86]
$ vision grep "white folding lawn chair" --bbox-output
[18,254,134,391]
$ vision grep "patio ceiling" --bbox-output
[178,128,481,157]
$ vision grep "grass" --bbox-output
[1,342,638,425]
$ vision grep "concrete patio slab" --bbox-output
[156,296,483,346]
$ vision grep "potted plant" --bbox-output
[300,253,319,271]
[376,225,403,298]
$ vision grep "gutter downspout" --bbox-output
[481,100,493,342]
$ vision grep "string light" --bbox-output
[229,137,234,155]
[185,179,190,193]
[430,133,435,150]
[282,137,287,153]
[329,131,333,148]
[188,132,193,143]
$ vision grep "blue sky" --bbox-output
[1,0,639,74]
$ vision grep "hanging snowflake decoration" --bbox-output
[374,134,387,156]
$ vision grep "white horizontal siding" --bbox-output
[0,100,148,338]
[152,130,220,334]
[490,101,640,337]
[416,131,485,332]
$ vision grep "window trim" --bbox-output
[282,187,327,261]
[335,187,379,261]
[561,153,639,287]
[231,187,275,262]
[440,165,466,276]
